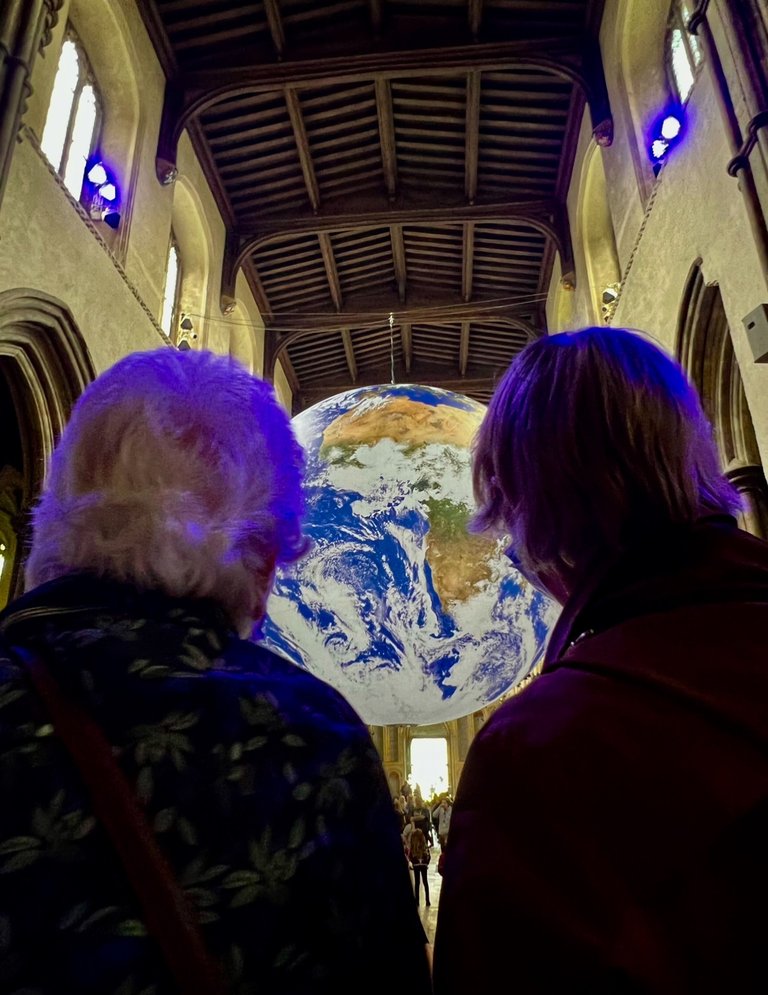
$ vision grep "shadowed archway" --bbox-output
[0,289,95,600]
[676,263,768,537]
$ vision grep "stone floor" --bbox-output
[408,846,443,945]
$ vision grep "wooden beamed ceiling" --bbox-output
[139,0,610,410]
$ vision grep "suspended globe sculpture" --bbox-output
[260,384,558,726]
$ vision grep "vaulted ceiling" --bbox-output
[138,0,611,411]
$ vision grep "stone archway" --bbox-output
[577,140,622,324]
[0,289,95,599]
[676,263,768,537]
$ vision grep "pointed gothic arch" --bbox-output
[676,262,768,537]
[0,289,95,600]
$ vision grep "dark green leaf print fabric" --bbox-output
[0,574,430,994]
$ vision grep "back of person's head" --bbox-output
[472,326,739,598]
[26,348,308,633]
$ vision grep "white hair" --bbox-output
[26,348,307,634]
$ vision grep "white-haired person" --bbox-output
[434,327,768,994]
[0,349,431,995]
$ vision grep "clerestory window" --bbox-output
[161,238,182,338]
[41,32,102,202]
[667,0,703,103]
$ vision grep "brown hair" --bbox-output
[410,829,428,861]
[472,327,740,596]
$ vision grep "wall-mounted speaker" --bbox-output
[742,303,768,363]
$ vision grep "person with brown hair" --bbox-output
[434,327,768,994]
[409,825,431,907]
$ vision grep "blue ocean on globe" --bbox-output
[260,383,559,725]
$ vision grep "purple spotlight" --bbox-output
[99,182,117,202]
[661,115,682,140]
[648,106,685,168]
[87,161,107,185]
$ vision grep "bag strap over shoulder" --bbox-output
[14,645,228,995]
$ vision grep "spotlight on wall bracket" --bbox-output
[87,162,108,186]
[177,313,198,350]
[648,108,685,174]
[742,303,768,363]
[601,283,621,323]
[86,159,122,230]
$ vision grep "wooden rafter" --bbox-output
[263,0,285,58]
[468,0,484,38]
[318,232,343,311]
[231,202,568,307]
[462,221,475,302]
[182,38,579,92]
[375,78,398,201]
[390,224,407,304]
[171,39,598,136]
[341,328,358,381]
[400,321,412,373]
[242,258,273,319]
[268,295,539,334]
[459,319,471,375]
[276,351,301,401]
[465,70,481,204]
[238,191,559,245]
[301,370,501,408]
[284,87,320,211]
[369,0,383,33]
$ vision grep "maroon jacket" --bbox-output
[434,517,768,994]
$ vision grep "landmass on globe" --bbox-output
[322,393,496,608]
[321,392,479,450]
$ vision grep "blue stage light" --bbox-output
[99,182,117,202]
[87,161,107,185]
[661,115,682,140]
[648,107,685,169]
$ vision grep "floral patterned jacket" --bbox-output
[0,573,430,995]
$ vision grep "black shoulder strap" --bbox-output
[14,645,228,995]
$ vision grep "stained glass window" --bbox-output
[40,34,101,201]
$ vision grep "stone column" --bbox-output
[711,1,768,229]
[0,0,62,209]
[727,462,768,538]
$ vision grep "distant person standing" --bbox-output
[401,781,413,817]
[409,828,431,907]
[393,796,407,833]
[411,787,431,842]
[436,798,452,847]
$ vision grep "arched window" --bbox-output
[41,32,102,202]
[667,1,703,103]
[161,238,182,338]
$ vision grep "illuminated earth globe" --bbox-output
[260,384,558,725]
